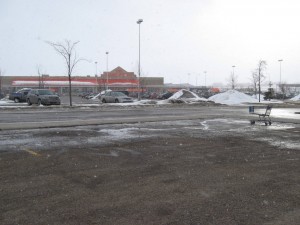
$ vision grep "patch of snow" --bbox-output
[169,89,207,101]
[209,90,258,105]
[0,99,25,106]
[291,94,300,101]
[91,90,112,100]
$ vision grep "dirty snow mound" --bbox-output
[91,89,112,100]
[169,89,207,101]
[208,90,257,105]
[291,94,300,101]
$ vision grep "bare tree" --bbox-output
[279,82,289,99]
[250,70,259,97]
[253,60,267,102]
[46,40,82,106]
[228,72,238,90]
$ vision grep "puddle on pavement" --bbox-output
[1,118,300,152]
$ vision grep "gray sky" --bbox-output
[1,0,300,86]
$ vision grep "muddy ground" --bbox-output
[0,119,300,225]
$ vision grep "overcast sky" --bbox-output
[1,0,300,86]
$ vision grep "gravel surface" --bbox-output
[0,119,300,225]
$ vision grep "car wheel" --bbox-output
[14,98,20,103]
[102,99,106,103]
[27,98,32,106]
[37,99,41,106]
[115,99,119,103]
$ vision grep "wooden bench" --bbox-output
[249,105,272,125]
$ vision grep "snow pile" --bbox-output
[290,94,300,101]
[91,89,112,100]
[168,89,207,101]
[208,90,257,105]
[0,99,16,105]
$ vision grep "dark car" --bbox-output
[9,88,32,103]
[27,89,61,106]
[158,92,173,99]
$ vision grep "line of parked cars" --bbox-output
[9,88,61,106]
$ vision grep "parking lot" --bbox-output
[0,104,300,225]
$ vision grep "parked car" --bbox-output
[158,92,174,99]
[149,92,158,99]
[9,88,32,103]
[141,93,151,99]
[26,89,61,106]
[101,91,133,103]
[118,90,129,96]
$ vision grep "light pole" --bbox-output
[188,73,190,90]
[232,65,236,89]
[106,52,109,90]
[95,61,98,92]
[204,71,207,87]
[278,59,283,86]
[95,61,98,76]
[137,18,143,100]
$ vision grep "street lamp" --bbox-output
[188,73,190,90]
[232,65,236,76]
[95,61,98,92]
[95,61,98,76]
[278,59,283,85]
[137,18,143,100]
[106,52,109,90]
[204,71,207,87]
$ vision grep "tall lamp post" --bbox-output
[137,18,143,100]
[278,59,283,86]
[95,61,98,75]
[188,73,190,90]
[95,61,98,92]
[106,52,109,90]
[204,71,207,87]
[232,65,236,89]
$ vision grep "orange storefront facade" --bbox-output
[3,67,164,95]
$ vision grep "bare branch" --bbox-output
[46,39,81,106]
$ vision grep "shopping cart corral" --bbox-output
[249,105,272,125]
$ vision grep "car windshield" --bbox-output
[113,92,126,96]
[38,90,54,95]
[17,89,30,93]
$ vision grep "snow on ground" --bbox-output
[208,90,258,105]
[91,89,112,100]
[0,99,18,105]
[169,89,208,101]
[290,94,300,101]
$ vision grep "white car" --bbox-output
[101,91,133,103]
